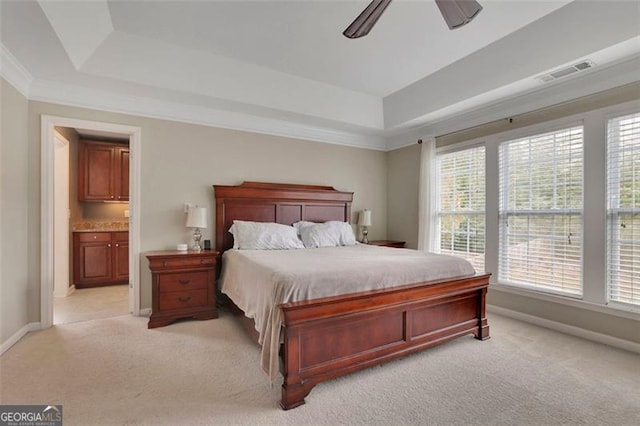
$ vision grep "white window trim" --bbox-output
[435,145,486,272]
[498,125,584,296]
[605,111,640,308]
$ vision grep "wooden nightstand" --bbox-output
[146,250,218,328]
[368,240,406,248]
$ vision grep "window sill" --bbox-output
[491,282,640,321]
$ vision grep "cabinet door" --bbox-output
[79,143,115,201]
[113,232,129,281]
[76,241,112,284]
[115,147,130,201]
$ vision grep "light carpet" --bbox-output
[1,311,638,425]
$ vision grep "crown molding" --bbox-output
[6,40,638,154]
[2,43,386,151]
[0,44,33,97]
[26,78,387,151]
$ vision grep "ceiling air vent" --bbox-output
[538,60,594,83]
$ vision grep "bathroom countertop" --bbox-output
[72,229,129,233]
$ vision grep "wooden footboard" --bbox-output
[279,273,490,410]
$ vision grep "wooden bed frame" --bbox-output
[214,181,490,410]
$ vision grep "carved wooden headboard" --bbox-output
[213,181,353,253]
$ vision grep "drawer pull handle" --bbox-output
[178,279,191,285]
[178,296,191,303]
[162,261,167,267]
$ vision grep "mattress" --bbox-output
[218,244,476,380]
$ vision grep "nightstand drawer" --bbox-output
[148,255,216,271]
[159,289,208,310]
[158,271,208,293]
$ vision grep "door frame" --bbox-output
[40,115,142,329]
[53,130,73,298]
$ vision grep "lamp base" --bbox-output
[361,227,369,244]
[192,228,203,251]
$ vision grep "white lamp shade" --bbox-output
[186,207,207,229]
[358,209,372,227]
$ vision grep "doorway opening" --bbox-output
[41,116,141,329]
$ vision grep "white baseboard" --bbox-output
[487,304,640,354]
[1,322,42,356]
[2,308,151,355]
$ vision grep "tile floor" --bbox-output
[53,285,130,325]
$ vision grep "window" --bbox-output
[436,146,485,272]
[607,112,640,306]
[427,103,640,315]
[498,126,583,295]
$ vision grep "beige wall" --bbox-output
[1,79,30,343]
[24,100,387,316]
[386,143,421,249]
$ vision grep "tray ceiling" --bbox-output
[2,1,639,149]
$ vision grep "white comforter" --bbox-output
[218,244,476,380]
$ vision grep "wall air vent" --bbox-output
[538,60,594,83]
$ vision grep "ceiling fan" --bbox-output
[343,0,483,39]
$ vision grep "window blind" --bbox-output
[436,146,485,273]
[499,126,583,295]
[607,112,640,306]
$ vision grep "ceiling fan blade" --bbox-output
[343,0,393,39]
[435,0,483,30]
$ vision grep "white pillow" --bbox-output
[299,221,357,248]
[229,220,304,250]
[292,220,316,235]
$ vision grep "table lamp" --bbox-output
[358,209,372,244]
[186,206,207,251]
